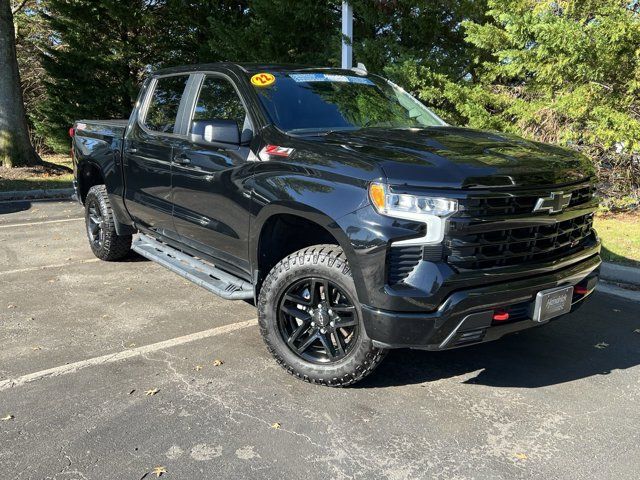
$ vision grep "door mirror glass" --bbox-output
[190,76,252,146]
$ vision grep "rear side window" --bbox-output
[143,75,189,133]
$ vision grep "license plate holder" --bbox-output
[533,285,574,323]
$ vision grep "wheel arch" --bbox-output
[77,161,105,203]
[251,205,363,299]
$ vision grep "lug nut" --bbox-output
[320,328,326,334]
[330,321,335,327]
[311,322,315,326]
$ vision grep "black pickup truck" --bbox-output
[71,63,601,386]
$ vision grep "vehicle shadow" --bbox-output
[120,250,148,263]
[357,293,640,389]
[0,200,32,216]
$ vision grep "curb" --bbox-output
[0,188,74,202]
[601,262,640,286]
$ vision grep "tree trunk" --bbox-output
[0,0,40,168]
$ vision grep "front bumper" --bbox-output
[361,253,601,350]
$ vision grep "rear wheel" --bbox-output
[258,244,387,386]
[84,185,131,261]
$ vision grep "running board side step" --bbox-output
[132,234,254,300]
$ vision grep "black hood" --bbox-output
[319,126,594,189]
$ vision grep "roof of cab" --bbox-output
[151,62,354,76]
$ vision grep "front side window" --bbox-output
[191,76,248,134]
[143,75,189,133]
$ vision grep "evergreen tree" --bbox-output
[14,0,53,153]
[351,0,488,78]
[205,0,341,66]
[37,0,166,151]
[401,0,640,198]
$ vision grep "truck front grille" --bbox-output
[445,212,595,270]
[458,184,595,217]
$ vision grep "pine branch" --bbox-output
[11,0,30,15]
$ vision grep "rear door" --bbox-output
[170,73,255,276]
[123,74,191,240]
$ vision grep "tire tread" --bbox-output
[257,244,386,387]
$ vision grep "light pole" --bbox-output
[341,1,353,69]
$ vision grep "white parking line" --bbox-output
[0,217,83,228]
[0,319,258,391]
[0,258,100,276]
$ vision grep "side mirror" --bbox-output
[191,119,240,145]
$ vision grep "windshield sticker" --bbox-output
[289,73,374,85]
[251,73,276,87]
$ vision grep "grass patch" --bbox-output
[594,212,640,268]
[0,154,73,192]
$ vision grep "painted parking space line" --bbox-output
[0,217,83,228]
[0,319,258,392]
[0,258,100,276]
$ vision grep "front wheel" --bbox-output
[84,185,132,261]
[258,244,387,386]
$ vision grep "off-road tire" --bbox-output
[84,185,132,261]
[258,244,387,386]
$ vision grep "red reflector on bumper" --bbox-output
[493,310,510,322]
[574,285,588,295]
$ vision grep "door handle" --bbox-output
[124,148,138,155]
[173,153,191,165]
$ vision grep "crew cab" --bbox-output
[71,63,601,386]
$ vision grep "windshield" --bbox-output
[250,71,446,134]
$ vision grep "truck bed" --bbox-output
[75,119,128,139]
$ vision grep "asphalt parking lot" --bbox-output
[1,199,639,480]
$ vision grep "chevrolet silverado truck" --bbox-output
[71,63,601,386]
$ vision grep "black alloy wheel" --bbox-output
[278,277,360,364]
[83,184,132,261]
[86,197,105,249]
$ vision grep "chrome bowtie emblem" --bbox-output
[533,192,572,213]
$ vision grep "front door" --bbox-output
[123,74,191,240]
[171,73,254,276]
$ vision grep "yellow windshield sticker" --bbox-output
[251,73,276,87]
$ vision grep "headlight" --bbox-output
[369,182,458,245]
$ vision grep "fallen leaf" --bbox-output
[1,414,14,421]
[594,342,609,349]
[151,466,167,477]
[634,329,640,334]
[145,388,160,396]
[194,365,203,371]
[613,309,621,313]
[7,304,16,309]
[271,422,281,430]
[212,359,224,367]
[514,452,528,460]
[128,343,136,348]
[31,346,42,351]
